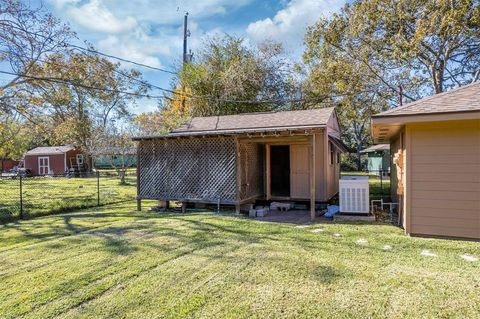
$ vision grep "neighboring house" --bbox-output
[0,159,20,172]
[134,107,348,218]
[361,144,390,175]
[93,148,137,169]
[371,81,480,239]
[24,146,90,176]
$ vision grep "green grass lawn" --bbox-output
[0,174,136,222]
[0,202,478,318]
[341,171,391,198]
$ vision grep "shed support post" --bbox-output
[181,202,187,213]
[235,204,241,215]
[266,144,271,200]
[136,142,141,212]
[310,134,316,221]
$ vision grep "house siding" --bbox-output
[325,114,341,200]
[24,154,65,175]
[314,131,327,201]
[407,120,480,239]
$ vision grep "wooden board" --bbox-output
[290,144,310,199]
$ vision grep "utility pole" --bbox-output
[398,84,403,106]
[181,12,191,112]
[183,12,191,64]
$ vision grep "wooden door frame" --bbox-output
[266,141,310,201]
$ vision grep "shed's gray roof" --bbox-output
[361,144,390,153]
[133,107,335,139]
[25,145,75,156]
[373,81,480,118]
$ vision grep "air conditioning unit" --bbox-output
[339,176,369,214]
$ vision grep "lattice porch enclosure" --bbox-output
[138,136,237,204]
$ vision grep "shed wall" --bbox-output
[407,120,480,239]
[314,132,327,201]
[24,154,65,175]
[138,136,237,203]
[325,139,341,200]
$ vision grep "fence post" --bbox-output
[19,174,23,219]
[97,171,100,206]
[380,169,383,196]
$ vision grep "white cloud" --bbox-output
[98,34,164,68]
[246,0,343,48]
[66,0,138,34]
[49,0,80,9]
[101,0,253,25]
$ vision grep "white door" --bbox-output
[290,144,310,199]
[38,156,50,175]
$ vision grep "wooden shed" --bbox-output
[24,146,90,176]
[372,82,480,239]
[133,107,348,219]
[361,144,390,175]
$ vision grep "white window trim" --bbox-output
[38,156,50,175]
[76,154,84,165]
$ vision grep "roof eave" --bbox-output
[132,125,327,141]
[372,110,480,125]
[372,109,480,120]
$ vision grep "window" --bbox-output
[76,154,84,165]
[329,142,334,165]
[337,152,341,164]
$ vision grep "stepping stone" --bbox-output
[356,238,368,245]
[460,254,478,262]
[295,225,310,229]
[383,245,392,251]
[421,250,437,257]
[333,233,341,237]
[311,228,324,233]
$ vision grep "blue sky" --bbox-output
[29,0,345,113]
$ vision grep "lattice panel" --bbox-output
[138,137,237,203]
[239,142,264,200]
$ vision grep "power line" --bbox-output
[0,21,177,75]
[0,47,178,96]
[0,21,361,106]
[69,45,177,75]
[0,23,358,105]
[0,70,165,99]
[1,69,344,106]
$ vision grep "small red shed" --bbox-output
[23,146,89,176]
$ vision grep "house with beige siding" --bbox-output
[133,107,348,219]
[372,82,480,239]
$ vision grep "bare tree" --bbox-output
[92,123,136,185]
[0,0,74,114]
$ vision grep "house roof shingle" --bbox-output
[373,81,480,118]
[25,145,75,156]
[133,107,336,139]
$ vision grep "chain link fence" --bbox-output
[365,169,391,199]
[0,170,136,222]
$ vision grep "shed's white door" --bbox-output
[38,156,50,175]
[290,145,310,199]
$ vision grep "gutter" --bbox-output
[132,124,327,141]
